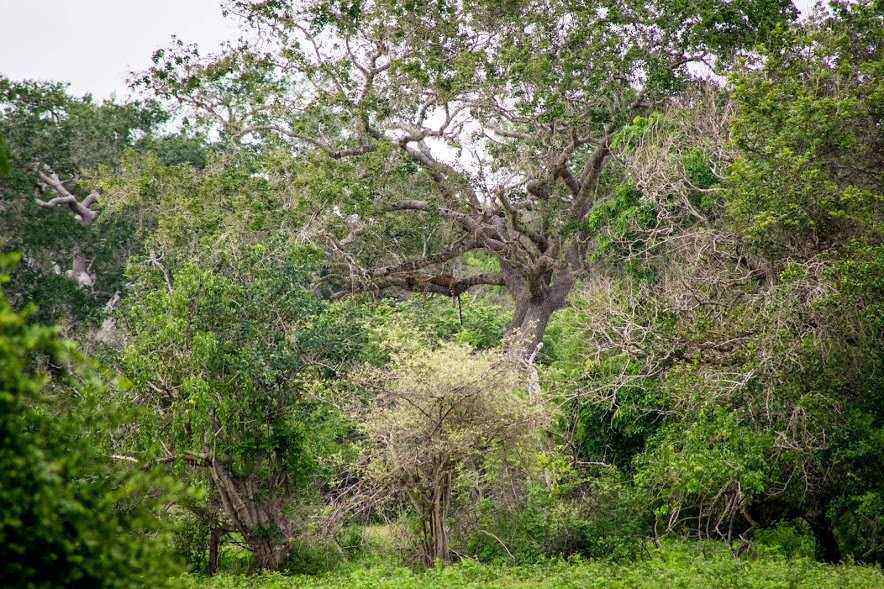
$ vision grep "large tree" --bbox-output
[139,0,796,352]
[0,78,206,330]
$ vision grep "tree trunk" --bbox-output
[503,263,574,356]
[208,527,223,575]
[810,514,842,563]
[210,459,292,570]
[251,540,287,571]
[419,466,452,566]
[424,506,447,565]
[509,297,558,354]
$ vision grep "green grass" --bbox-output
[175,541,883,589]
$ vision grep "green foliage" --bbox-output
[283,539,349,577]
[370,294,510,352]
[134,0,798,360]
[831,490,884,564]
[0,78,167,325]
[583,182,657,264]
[468,459,648,563]
[725,1,882,255]
[753,521,817,560]
[720,3,882,560]
[0,78,211,328]
[0,78,165,179]
[0,133,11,177]
[634,410,773,526]
[681,148,718,191]
[175,541,883,589]
[0,254,180,588]
[86,139,387,568]
[122,248,365,488]
[110,149,378,567]
[172,511,217,573]
[542,3,883,564]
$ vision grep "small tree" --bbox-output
[120,251,369,571]
[108,153,376,570]
[353,341,548,564]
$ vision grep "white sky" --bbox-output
[0,0,817,101]
[0,0,236,99]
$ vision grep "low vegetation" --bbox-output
[176,542,882,589]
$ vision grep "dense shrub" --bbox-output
[467,460,648,563]
[543,1,883,563]
[350,342,549,565]
[0,254,179,588]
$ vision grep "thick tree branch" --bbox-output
[571,133,613,222]
[333,267,505,298]
[367,239,483,279]
[558,164,581,197]
[34,164,99,226]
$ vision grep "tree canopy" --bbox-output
[137,0,797,350]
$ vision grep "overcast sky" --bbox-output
[0,0,236,99]
[1,1,817,101]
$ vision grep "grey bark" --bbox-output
[210,459,293,571]
[33,164,100,289]
[503,260,575,354]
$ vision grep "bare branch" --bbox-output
[33,164,99,226]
